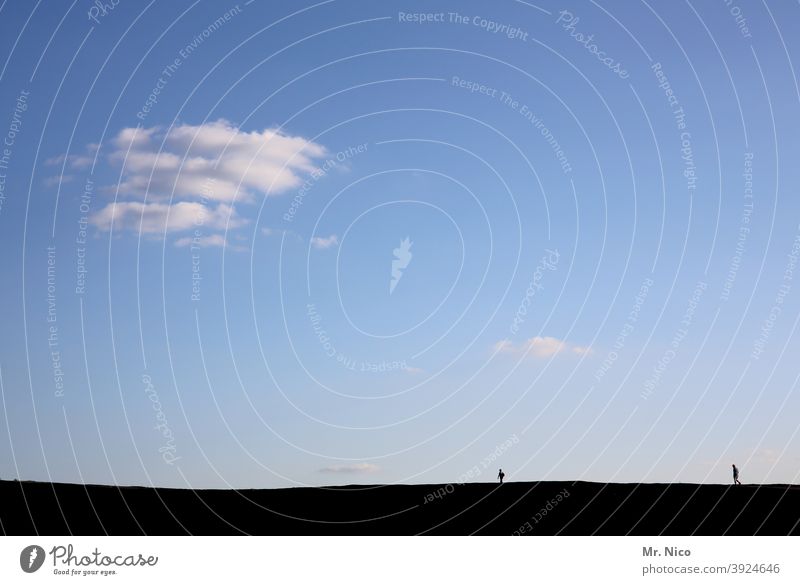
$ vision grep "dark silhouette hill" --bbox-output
[2,480,798,535]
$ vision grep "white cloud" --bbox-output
[310,234,338,249]
[175,234,225,248]
[262,227,304,244]
[174,234,227,248]
[262,227,291,237]
[46,153,92,169]
[90,201,245,234]
[743,448,783,465]
[494,336,592,358]
[43,175,74,186]
[107,119,327,203]
[318,463,380,474]
[87,120,328,240]
[173,234,249,252]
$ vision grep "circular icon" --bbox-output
[19,545,45,573]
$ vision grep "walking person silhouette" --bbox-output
[732,464,742,485]
[498,468,505,484]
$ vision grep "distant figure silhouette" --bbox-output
[498,468,505,484]
[732,464,741,485]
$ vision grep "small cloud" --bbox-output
[262,227,302,243]
[262,227,290,237]
[311,234,338,249]
[493,340,514,353]
[46,153,92,169]
[494,336,592,358]
[175,234,226,248]
[90,201,246,234]
[744,448,782,465]
[43,174,74,186]
[318,463,379,474]
[174,234,248,251]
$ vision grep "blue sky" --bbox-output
[1,0,800,488]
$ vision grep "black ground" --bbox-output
[1,480,798,535]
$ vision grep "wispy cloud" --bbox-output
[311,234,339,249]
[43,174,74,186]
[89,120,327,236]
[262,227,285,237]
[46,153,92,169]
[174,234,227,248]
[318,463,379,474]
[743,448,787,465]
[106,120,326,203]
[494,336,592,358]
[173,233,249,251]
[90,201,245,234]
